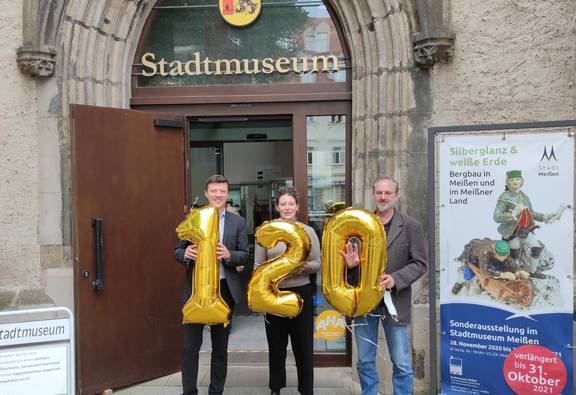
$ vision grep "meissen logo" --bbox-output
[540,146,558,162]
[538,145,560,176]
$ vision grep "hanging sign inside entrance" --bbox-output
[219,0,262,27]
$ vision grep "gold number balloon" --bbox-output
[248,219,311,318]
[176,206,231,326]
[322,208,387,318]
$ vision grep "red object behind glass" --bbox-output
[222,0,234,15]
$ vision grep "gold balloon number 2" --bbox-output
[176,206,231,326]
[322,208,387,318]
[248,220,311,318]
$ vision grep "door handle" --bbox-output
[92,218,104,291]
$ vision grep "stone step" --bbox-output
[200,350,295,365]
[114,366,359,394]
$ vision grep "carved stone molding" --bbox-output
[17,0,65,78]
[413,0,455,68]
[17,45,57,77]
[413,32,454,67]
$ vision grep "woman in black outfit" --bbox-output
[254,187,321,395]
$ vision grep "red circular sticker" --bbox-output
[503,345,567,395]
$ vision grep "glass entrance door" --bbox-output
[304,113,350,364]
[181,100,352,365]
[188,116,294,353]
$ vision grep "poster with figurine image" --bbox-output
[433,126,574,395]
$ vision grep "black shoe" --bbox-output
[271,390,281,395]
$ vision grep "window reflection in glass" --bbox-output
[306,114,347,353]
[136,0,348,86]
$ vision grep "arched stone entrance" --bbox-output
[17,0,454,393]
[48,0,431,228]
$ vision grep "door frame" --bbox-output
[132,101,352,219]
[133,100,352,366]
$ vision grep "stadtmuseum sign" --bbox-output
[140,52,340,77]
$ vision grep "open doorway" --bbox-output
[189,116,293,352]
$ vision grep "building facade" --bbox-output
[1,0,574,394]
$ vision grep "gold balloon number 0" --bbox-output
[322,208,387,318]
[248,220,311,318]
[176,206,231,326]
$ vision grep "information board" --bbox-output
[0,308,74,395]
[431,124,574,395]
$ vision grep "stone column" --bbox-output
[16,0,65,77]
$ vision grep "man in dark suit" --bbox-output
[175,174,249,395]
[341,176,428,395]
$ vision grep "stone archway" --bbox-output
[328,0,419,208]
[20,0,454,224]
[19,1,453,393]
[53,0,426,215]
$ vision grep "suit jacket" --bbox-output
[349,209,428,324]
[174,210,249,304]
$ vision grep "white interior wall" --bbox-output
[223,141,293,184]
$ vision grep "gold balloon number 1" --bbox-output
[248,220,311,318]
[322,208,387,318]
[176,206,231,326]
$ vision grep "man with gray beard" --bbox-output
[341,177,428,395]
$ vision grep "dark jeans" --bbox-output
[265,283,314,395]
[182,280,235,395]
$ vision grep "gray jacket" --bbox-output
[348,210,428,324]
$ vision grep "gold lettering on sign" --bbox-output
[292,57,306,74]
[275,57,290,74]
[140,52,342,77]
[184,53,202,76]
[312,55,339,73]
[158,58,168,76]
[202,58,213,76]
[242,59,260,75]
[261,58,275,74]
[141,53,157,76]
[169,60,183,76]
[214,58,241,75]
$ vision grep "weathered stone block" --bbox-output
[15,288,54,307]
[0,290,16,310]
[413,348,426,379]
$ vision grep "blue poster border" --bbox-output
[428,120,576,395]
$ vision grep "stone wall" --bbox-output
[0,1,49,309]
[415,1,576,394]
[434,0,575,124]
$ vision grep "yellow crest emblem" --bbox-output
[219,0,262,27]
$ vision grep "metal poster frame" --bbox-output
[428,120,576,395]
